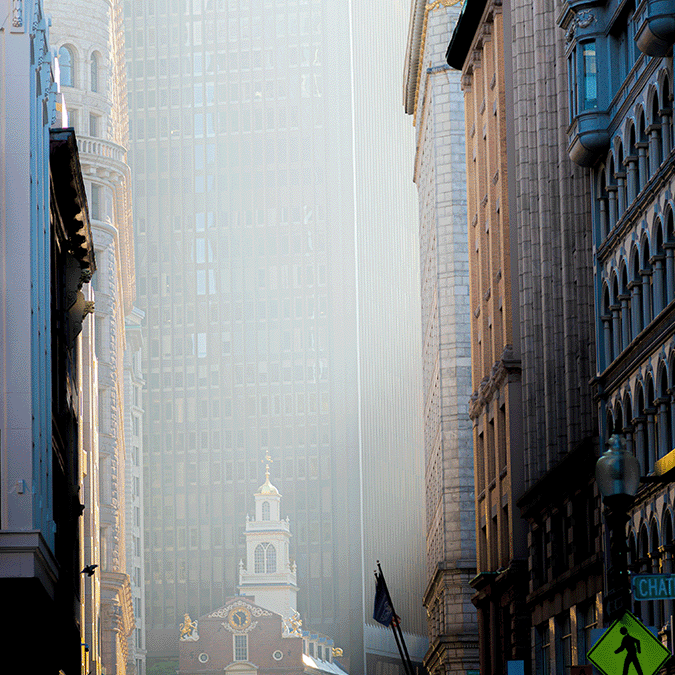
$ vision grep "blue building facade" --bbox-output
[561,0,675,649]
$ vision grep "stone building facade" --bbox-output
[404,2,479,674]
[0,2,96,670]
[507,1,601,673]
[560,0,675,653]
[45,0,141,672]
[446,2,529,674]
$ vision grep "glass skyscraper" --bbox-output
[124,1,425,671]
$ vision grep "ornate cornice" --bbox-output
[468,346,521,419]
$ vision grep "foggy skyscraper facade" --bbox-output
[124,0,425,671]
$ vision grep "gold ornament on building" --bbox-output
[179,613,199,641]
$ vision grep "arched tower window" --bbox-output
[254,543,265,573]
[266,544,276,573]
[254,542,277,573]
[262,501,270,521]
[59,45,75,87]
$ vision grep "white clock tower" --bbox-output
[238,466,298,620]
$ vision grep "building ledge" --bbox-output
[0,530,59,599]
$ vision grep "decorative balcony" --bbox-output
[635,0,675,56]
[567,110,611,167]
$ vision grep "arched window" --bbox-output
[254,542,276,573]
[254,544,265,573]
[262,501,270,521]
[59,45,75,87]
[266,544,276,573]
[90,52,99,92]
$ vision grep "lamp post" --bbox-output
[595,434,641,623]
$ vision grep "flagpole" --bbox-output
[376,562,416,675]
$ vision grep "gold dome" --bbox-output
[257,465,280,495]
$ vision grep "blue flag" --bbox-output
[373,573,394,627]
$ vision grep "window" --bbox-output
[59,45,75,87]
[577,601,597,662]
[89,113,99,138]
[90,184,101,220]
[234,634,247,661]
[254,542,276,572]
[556,612,572,675]
[582,41,597,110]
[90,52,99,92]
[536,622,550,675]
[262,501,270,520]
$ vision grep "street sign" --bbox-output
[633,574,675,600]
[587,611,671,675]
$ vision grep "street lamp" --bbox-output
[595,434,641,622]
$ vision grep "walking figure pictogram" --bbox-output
[615,627,644,675]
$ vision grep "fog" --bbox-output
[124,0,426,668]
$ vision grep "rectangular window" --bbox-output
[582,41,597,110]
[90,183,101,220]
[557,612,572,675]
[234,634,247,661]
[536,622,550,675]
[568,51,577,120]
[577,601,597,662]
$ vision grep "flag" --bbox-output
[373,572,394,627]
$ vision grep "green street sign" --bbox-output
[633,574,675,600]
[587,611,671,675]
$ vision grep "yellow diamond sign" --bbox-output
[587,611,671,675]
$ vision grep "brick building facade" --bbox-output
[446,2,529,673]
[179,598,304,675]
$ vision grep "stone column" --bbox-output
[601,314,613,366]
[629,281,642,338]
[633,415,647,475]
[651,254,666,315]
[619,293,631,350]
[656,397,670,460]
[646,406,657,472]
[665,242,675,302]
[637,141,649,189]
[641,269,652,327]
[599,198,609,240]
[607,185,618,231]
[625,156,638,204]
[648,124,662,174]
[616,171,627,217]
[611,303,621,357]
[660,108,672,156]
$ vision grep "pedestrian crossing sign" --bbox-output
[587,611,671,675]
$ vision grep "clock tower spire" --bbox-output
[238,464,298,620]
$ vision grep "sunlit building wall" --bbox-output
[404,2,479,674]
[124,0,426,672]
[46,0,139,671]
